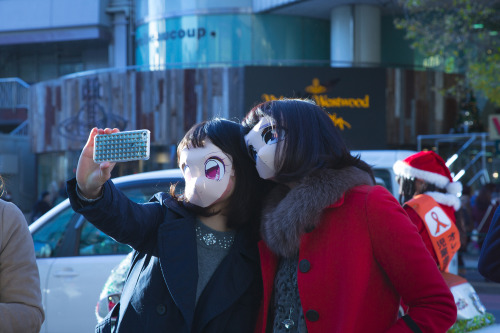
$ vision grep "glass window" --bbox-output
[79,221,131,255]
[373,168,392,193]
[135,14,329,68]
[32,207,77,258]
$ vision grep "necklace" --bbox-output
[195,222,235,249]
[275,257,299,330]
[282,306,295,329]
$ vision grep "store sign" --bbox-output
[137,27,212,45]
[263,79,370,109]
[244,67,386,149]
[489,115,500,141]
[135,16,251,67]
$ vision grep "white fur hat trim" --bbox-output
[425,191,461,211]
[393,160,450,188]
[446,181,463,195]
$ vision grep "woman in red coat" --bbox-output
[243,99,456,333]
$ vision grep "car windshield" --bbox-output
[373,168,392,193]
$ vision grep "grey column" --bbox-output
[330,4,381,67]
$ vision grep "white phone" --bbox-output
[93,129,150,163]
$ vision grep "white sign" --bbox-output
[488,115,500,140]
[424,206,452,237]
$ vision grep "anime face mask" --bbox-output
[179,141,234,208]
[244,117,284,180]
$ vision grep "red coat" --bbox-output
[256,183,456,333]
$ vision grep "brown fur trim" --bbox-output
[261,167,374,257]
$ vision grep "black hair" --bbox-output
[242,99,373,183]
[397,176,442,205]
[171,118,268,231]
[475,183,496,212]
[397,176,416,205]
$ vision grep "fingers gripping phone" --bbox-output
[93,130,151,163]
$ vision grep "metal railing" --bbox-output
[417,133,490,187]
[0,77,30,110]
[10,120,29,136]
[0,78,30,136]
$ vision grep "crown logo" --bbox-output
[305,78,326,94]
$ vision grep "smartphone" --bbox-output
[93,129,150,163]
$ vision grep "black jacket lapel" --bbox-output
[155,194,199,331]
[157,219,198,330]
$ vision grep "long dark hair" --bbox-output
[397,176,442,206]
[475,183,496,212]
[172,118,268,230]
[242,99,373,183]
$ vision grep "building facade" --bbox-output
[1,0,487,211]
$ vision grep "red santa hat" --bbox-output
[393,151,463,195]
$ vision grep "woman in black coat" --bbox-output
[478,207,500,282]
[67,119,270,333]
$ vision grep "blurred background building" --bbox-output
[0,0,498,212]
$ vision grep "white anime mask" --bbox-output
[244,118,284,180]
[179,141,235,208]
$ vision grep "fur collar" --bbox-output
[261,167,374,258]
[424,191,461,211]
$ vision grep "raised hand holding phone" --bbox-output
[76,127,119,199]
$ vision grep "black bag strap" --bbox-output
[95,303,119,333]
[117,253,147,323]
[402,315,423,333]
[96,253,147,333]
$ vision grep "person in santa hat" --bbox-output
[393,151,463,272]
[395,151,498,332]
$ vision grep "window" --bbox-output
[79,221,131,255]
[373,168,392,193]
[32,206,77,258]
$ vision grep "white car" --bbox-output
[352,149,417,198]
[29,169,183,333]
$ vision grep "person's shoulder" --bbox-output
[339,185,387,208]
[348,184,393,198]
[150,191,176,205]
[150,192,191,214]
[346,185,401,214]
[0,199,24,217]
[0,199,28,230]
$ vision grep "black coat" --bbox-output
[67,178,262,333]
[478,206,500,282]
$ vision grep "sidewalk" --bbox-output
[462,252,500,294]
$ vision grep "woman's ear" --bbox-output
[414,178,426,194]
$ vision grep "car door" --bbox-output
[44,214,129,333]
[32,205,130,333]
[32,204,79,333]
[31,177,183,333]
